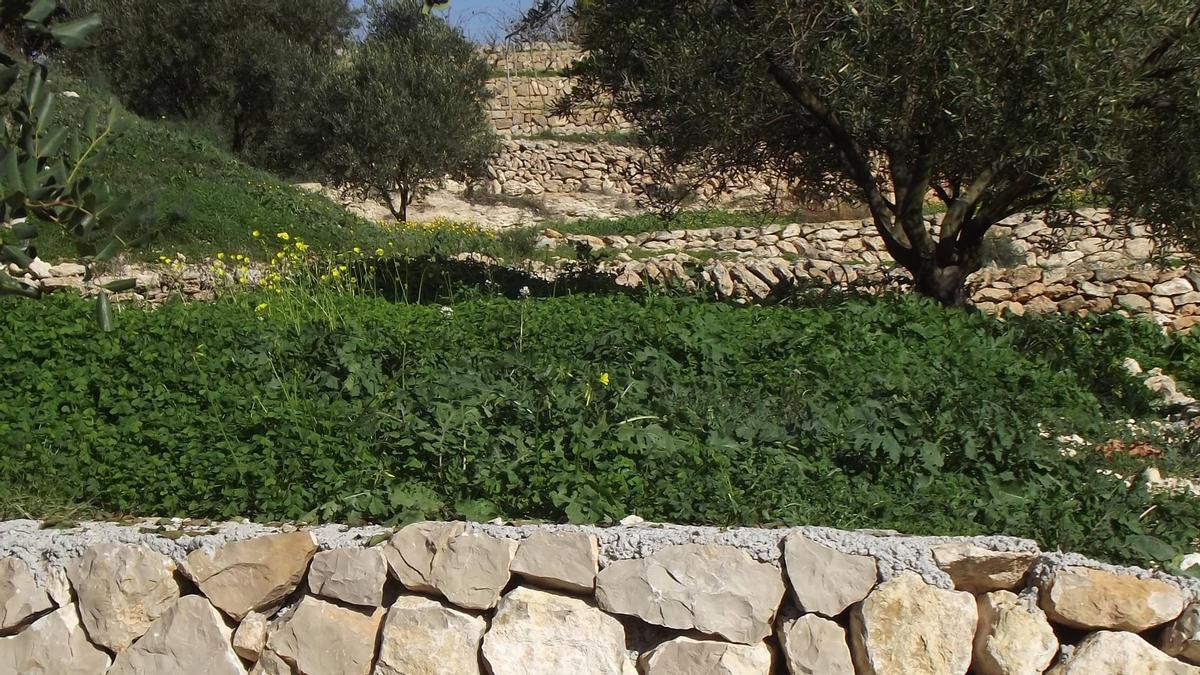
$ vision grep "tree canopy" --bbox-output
[292,0,496,221]
[564,0,1200,305]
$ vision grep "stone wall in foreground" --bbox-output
[0,519,1197,674]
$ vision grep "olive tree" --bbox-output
[300,0,496,221]
[560,1,1200,306]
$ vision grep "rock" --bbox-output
[430,532,517,610]
[1048,630,1199,674]
[638,637,772,674]
[973,590,1058,675]
[778,614,854,675]
[849,572,976,675]
[108,595,246,675]
[930,543,1037,593]
[482,586,635,675]
[1156,278,1196,296]
[782,534,877,617]
[510,530,599,594]
[0,558,53,634]
[68,543,180,652]
[1024,295,1058,314]
[233,611,268,662]
[26,258,51,279]
[383,521,466,593]
[0,605,112,675]
[374,594,486,675]
[307,548,387,607]
[48,262,86,277]
[1117,294,1153,312]
[1163,603,1200,665]
[186,532,317,620]
[596,543,785,644]
[1039,566,1185,631]
[260,595,384,675]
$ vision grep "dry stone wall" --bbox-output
[484,42,581,74]
[0,518,1197,674]
[486,77,631,138]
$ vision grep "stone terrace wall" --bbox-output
[0,519,1196,673]
[486,76,632,137]
[484,42,582,73]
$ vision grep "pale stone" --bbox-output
[48,262,86,277]
[596,543,785,644]
[849,573,976,675]
[1048,630,1199,674]
[511,531,598,594]
[778,614,854,675]
[108,595,246,675]
[973,590,1058,675]
[68,543,180,652]
[430,533,517,610]
[374,595,486,675]
[383,521,465,593]
[232,611,268,662]
[26,258,51,279]
[783,534,877,617]
[0,558,53,634]
[1039,566,1185,631]
[185,532,317,620]
[1163,603,1200,665]
[307,548,387,607]
[260,595,384,675]
[0,605,112,675]
[482,586,636,675]
[931,543,1038,593]
[639,637,772,674]
[1156,278,1195,296]
[1117,294,1153,312]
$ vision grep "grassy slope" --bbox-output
[34,76,388,262]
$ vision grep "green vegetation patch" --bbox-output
[2,292,1197,566]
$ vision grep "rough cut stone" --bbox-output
[973,590,1058,675]
[68,543,180,651]
[232,611,268,662]
[0,604,112,675]
[510,530,599,594]
[307,548,387,607]
[483,586,635,675]
[639,637,772,675]
[374,595,487,675]
[186,532,317,620]
[1155,278,1195,296]
[383,521,466,593]
[430,532,517,610]
[849,573,976,675]
[931,543,1038,593]
[596,543,785,644]
[259,595,383,675]
[1163,603,1200,665]
[783,534,877,617]
[0,557,53,634]
[1039,566,1185,631]
[778,614,854,675]
[1047,630,1200,674]
[108,595,246,675]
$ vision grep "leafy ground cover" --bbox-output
[1,290,1197,566]
[29,76,388,263]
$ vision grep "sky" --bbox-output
[351,0,537,43]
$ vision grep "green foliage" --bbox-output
[2,291,1198,565]
[68,0,356,158]
[29,76,387,262]
[289,0,497,221]
[567,1,1200,305]
[517,129,639,145]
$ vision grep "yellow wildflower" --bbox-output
[277,232,290,241]
[331,268,341,278]
[295,241,309,252]
[217,252,224,260]
[252,230,261,238]
[255,303,268,312]
[352,246,362,254]
[599,372,610,386]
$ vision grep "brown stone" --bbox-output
[930,543,1037,593]
[185,532,317,620]
[849,573,976,675]
[1039,566,1186,632]
[511,531,598,594]
[69,543,181,652]
[260,595,384,675]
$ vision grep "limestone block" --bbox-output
[778,614,854,675]
[482,586,635,675]
[849,573,976,675]
[0,558,53,634]
[0,604,112,675]
[930,543,1038,593]
[1163,602,1200,665]
[1039,566,1185,631]
[260,595,384,675]
[307,548,387,607]
[510,531,599,594]
[638,637,772,675]
[232,611,268,662]
[596,543,785,644]
[108,595,246,675]
[68,543,180,652]
[185,532,317,621]
[783,534,877,617]
[1048,630,1199,674]
[429,532,517,610]
[374,595,487,675]
[973,590,1058,675]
